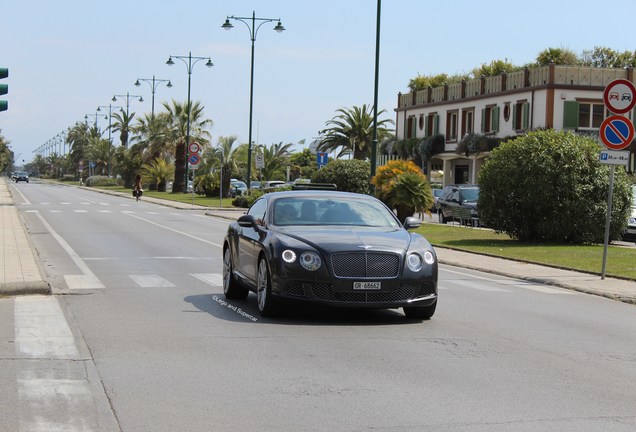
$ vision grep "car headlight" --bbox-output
[300,252,321,271]
[282,249,297,263]
[406,253,423,272]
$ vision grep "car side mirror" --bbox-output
[238,214,259,229]
[403,216,421,230]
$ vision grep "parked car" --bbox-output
[624,185,636,242]
[430,188,443,213]
[15,171,29,183]
[230,179,248,196]
[250,181,262,190]
[222,190,438,319]
[437,184,480,225]
[261,180,287,190]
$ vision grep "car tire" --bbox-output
[403,300,437,320]
[257,257,279,317]
[223,247,248,300]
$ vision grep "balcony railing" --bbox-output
[398,65,633,109]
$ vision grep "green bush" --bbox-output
[194,173,220,197]
[85,176,118,187]
[478,129,632,243]
[312,159,370,194]
[232,190,264,208]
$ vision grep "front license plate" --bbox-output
[353,281,381,290]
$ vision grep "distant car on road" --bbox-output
[15,172,29,183]
[261,180,287,190]
[222,190,438,319]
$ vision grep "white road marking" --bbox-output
[73,210,87,213]
[129,275,176,288]
[15,296,96,431]
[192,273,224,286]
[451,279,511,292]
[98,210,112,213]
[124,213,223,247]
[33,212,105,289]
[49,210,62,213]
[10,184,31,204]
[14,296,80,359]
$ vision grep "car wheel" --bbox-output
[223,247,248,300]
[403,300,437,320]
[257,257,279,317]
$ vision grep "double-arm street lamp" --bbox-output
[135,76,172,118]
[166,52,213,193]
[222,11,285,189]
[112,92,143,116]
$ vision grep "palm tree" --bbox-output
[163,100,213,193]
[319,104,394,160]
[260,141,293,180]
[208,135,241,198]
[141,158,175,192]
[111,109,136,148]
[131,112,171,162]
[85,136,114,175]
[66,122,94,178]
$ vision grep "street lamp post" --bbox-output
[112,92,143,116]
[135,76,172,118]
[97,104,122,176]
[166,52,213,193]
[222,11,285,189]
[370,0,382,183]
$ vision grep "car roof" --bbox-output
[263,190,373,200]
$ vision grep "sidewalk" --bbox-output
[0,177,50,296]
[2,177,636,305]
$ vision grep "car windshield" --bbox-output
[231,181,247,189]
[272,196,400,227]
[460,188,479,203]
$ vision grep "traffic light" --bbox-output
[0,68,7,112]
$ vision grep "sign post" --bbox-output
[188,142,200,205]
[599,80,636,279]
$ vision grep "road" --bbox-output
[1,180,636,432]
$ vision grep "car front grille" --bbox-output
[310,283,432,303]
[330,252,400,278]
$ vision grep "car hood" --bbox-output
[275,226,413,254]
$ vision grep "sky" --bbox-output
[3,0,636,165]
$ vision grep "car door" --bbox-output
[237,198,267,286]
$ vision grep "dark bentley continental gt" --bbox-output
[222,190,438,319]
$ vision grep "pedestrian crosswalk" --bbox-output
[62,273,223,290]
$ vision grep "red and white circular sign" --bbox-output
[188,142,200,154]
[603,79,636,114]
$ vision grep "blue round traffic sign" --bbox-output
[188,154,200,165]
[599,115,634,150]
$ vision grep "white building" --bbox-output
[394,63,636,186]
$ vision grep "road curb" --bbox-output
[0,281,51,297]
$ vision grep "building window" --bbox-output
[563,100,605,129]
[512,101,530,131]
[425,113,439,137]
[406,116,416,138]
[461,109,474,136]
[446,110,458,142]
[578,102,604,129]
[481,105,499,134]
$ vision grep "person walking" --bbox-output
[133,174,143,202]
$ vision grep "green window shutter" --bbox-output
[481,108,486,132]
[512,104,518,130]
[563,101,579,129]
[433,114,439,134]
[492,106,500,132]
[522,102,530,129]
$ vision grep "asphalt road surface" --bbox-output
[1,180,635,432]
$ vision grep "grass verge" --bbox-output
[416,223,636,280]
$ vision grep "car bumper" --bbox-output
[271,278,437,309]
